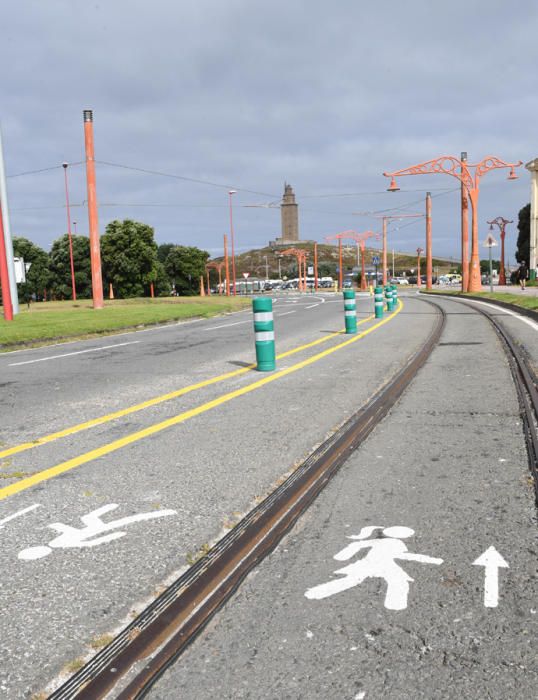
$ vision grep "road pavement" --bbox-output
[149,295,538,700]
[0,292,441,697]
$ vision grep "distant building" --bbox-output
[270,183,300,246]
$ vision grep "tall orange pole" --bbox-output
[229,190,237,296]
[224,234,230,296]
[360,242,367,290]
[206,270,211,295]
[460,152,469,292]
[338,238,343,290]
[468,188,481,291]
[62,163,77,301]
[218,265,222,294]
[382,217,388,286]
[426,192,432,289]
[499,229,506,286]
[0,201,13,321]
[83,110,104,309]
[314,242,318,291]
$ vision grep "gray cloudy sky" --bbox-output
[2,0,537,263]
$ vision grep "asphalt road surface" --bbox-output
[149,295,538,700]
[0,292,430,697]
[0,293,536,698]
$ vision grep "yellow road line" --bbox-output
[0,315,373,461]
[0,306,400,501]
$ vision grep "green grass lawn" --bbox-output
[424,289,538,311]
[0,296,251,350]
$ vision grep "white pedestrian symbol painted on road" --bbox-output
[305,526,443,610]
[18,503,176,560]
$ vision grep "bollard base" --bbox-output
[255,342,276,371]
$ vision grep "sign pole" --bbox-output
[0,124,18,314]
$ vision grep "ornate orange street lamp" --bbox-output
[487,217,512,286]
[280,248,308,291]
[325,230,376,290]
[383,155,522,292]
[416,247,423,287]
[206,260,226,294]
[355,212,425,286]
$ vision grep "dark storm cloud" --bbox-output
[1,0,536,259]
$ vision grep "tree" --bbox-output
[101,219,160,298]
[49,234,92,299]
[479,259,500,274]
[157,243,175,264]
[318,262,336,277]
[515,203,530,265]
[164,246,209,295]
[12,236,52,303]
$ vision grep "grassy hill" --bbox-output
[212,242,454,279]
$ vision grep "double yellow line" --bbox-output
[0,305,401,501]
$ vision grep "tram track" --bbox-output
[443,296,538,504]
[45,295,538,699]
[47,297,445,700]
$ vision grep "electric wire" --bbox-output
[95,160,280,199]
[6,162,85,179]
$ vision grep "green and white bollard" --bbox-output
[374,286,384,318]
[252,297,276,371]
[384,285,392,312]
[343,289,357,334]
[390,284,398,311]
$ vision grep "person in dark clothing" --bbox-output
[517,261,528,290]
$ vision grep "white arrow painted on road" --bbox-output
[472,546,509,608]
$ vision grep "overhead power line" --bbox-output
[6,162,84,179]
[95,160,280,199]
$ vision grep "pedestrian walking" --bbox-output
[517,261,528,290]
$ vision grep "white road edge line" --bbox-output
[276,311,297,316]
[0,503,41,528]
[439,295,538,332]
[306,303,320,309]
[203,319,251,331]
[8,341,141,366]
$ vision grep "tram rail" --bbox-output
[49,294,538,699]
[47,298,445,699]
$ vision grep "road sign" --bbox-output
[13,257,26,283]
[482,234,498,247]
[242,272,250,279]
[372,255,380,265]
[307,266,314,275]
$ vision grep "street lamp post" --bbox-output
[416,247,423,287]
[425,191,432,288]
[62,163,77,302]
[83,109,104,309]
[460,152,469,291]
[314,242,318,291]
[280,248,307,291]
[223,234,230,296]
[366,213,424,286]
[384,155,522,292]
[325,230,375,291]
[228,190,237,296]
[487,217,512,286]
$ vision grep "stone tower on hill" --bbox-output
[280,182,299,241]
